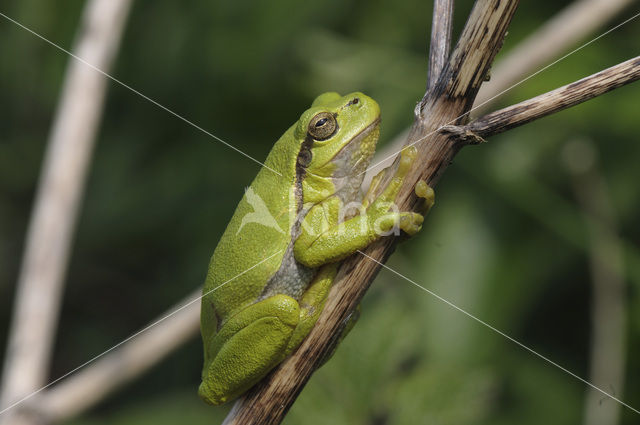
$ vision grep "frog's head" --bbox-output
[294,92,381,204]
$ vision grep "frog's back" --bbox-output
[202,126,299,323]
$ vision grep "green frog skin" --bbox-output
[198,92,434,405]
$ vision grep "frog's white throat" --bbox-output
[330,119,380,204]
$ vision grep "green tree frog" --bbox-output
[199,92,434,405]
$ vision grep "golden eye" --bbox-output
[307,112,337,140]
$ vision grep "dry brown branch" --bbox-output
[223,1,520,423]
[0,1,133,424]
[563,140,627,425]
[427,0,454,91]
[366,0,634,185]
[475,0,635,109]
[466,56,640,138]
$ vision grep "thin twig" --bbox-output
[0,0,133,423]
[466,56,640,138]
[427,0,454,91]
[36,290,201,423]
[366,0,634,186]
[223,1,519,424]
[563,139,627,425]
[475,0,635,109]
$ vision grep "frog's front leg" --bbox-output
[198,295,300,405]
[294,146,434,268]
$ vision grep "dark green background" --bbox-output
[1,0,639,423]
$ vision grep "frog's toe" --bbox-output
[399,212,423,236]
[397,146,418,175]
[415,180,435,212]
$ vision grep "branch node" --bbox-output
[413,101,421,118]
[438,125,486,146]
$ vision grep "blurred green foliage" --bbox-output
[1,0,639,424]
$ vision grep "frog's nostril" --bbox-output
[347,98,360,107]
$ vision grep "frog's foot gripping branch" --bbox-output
[379,147,435,235]
[364,146,435,215]
[294,147,434,267]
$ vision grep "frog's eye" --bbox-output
[308,112,337,140]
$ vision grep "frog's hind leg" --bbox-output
[198,294,299,405]
[286,264,338,351]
